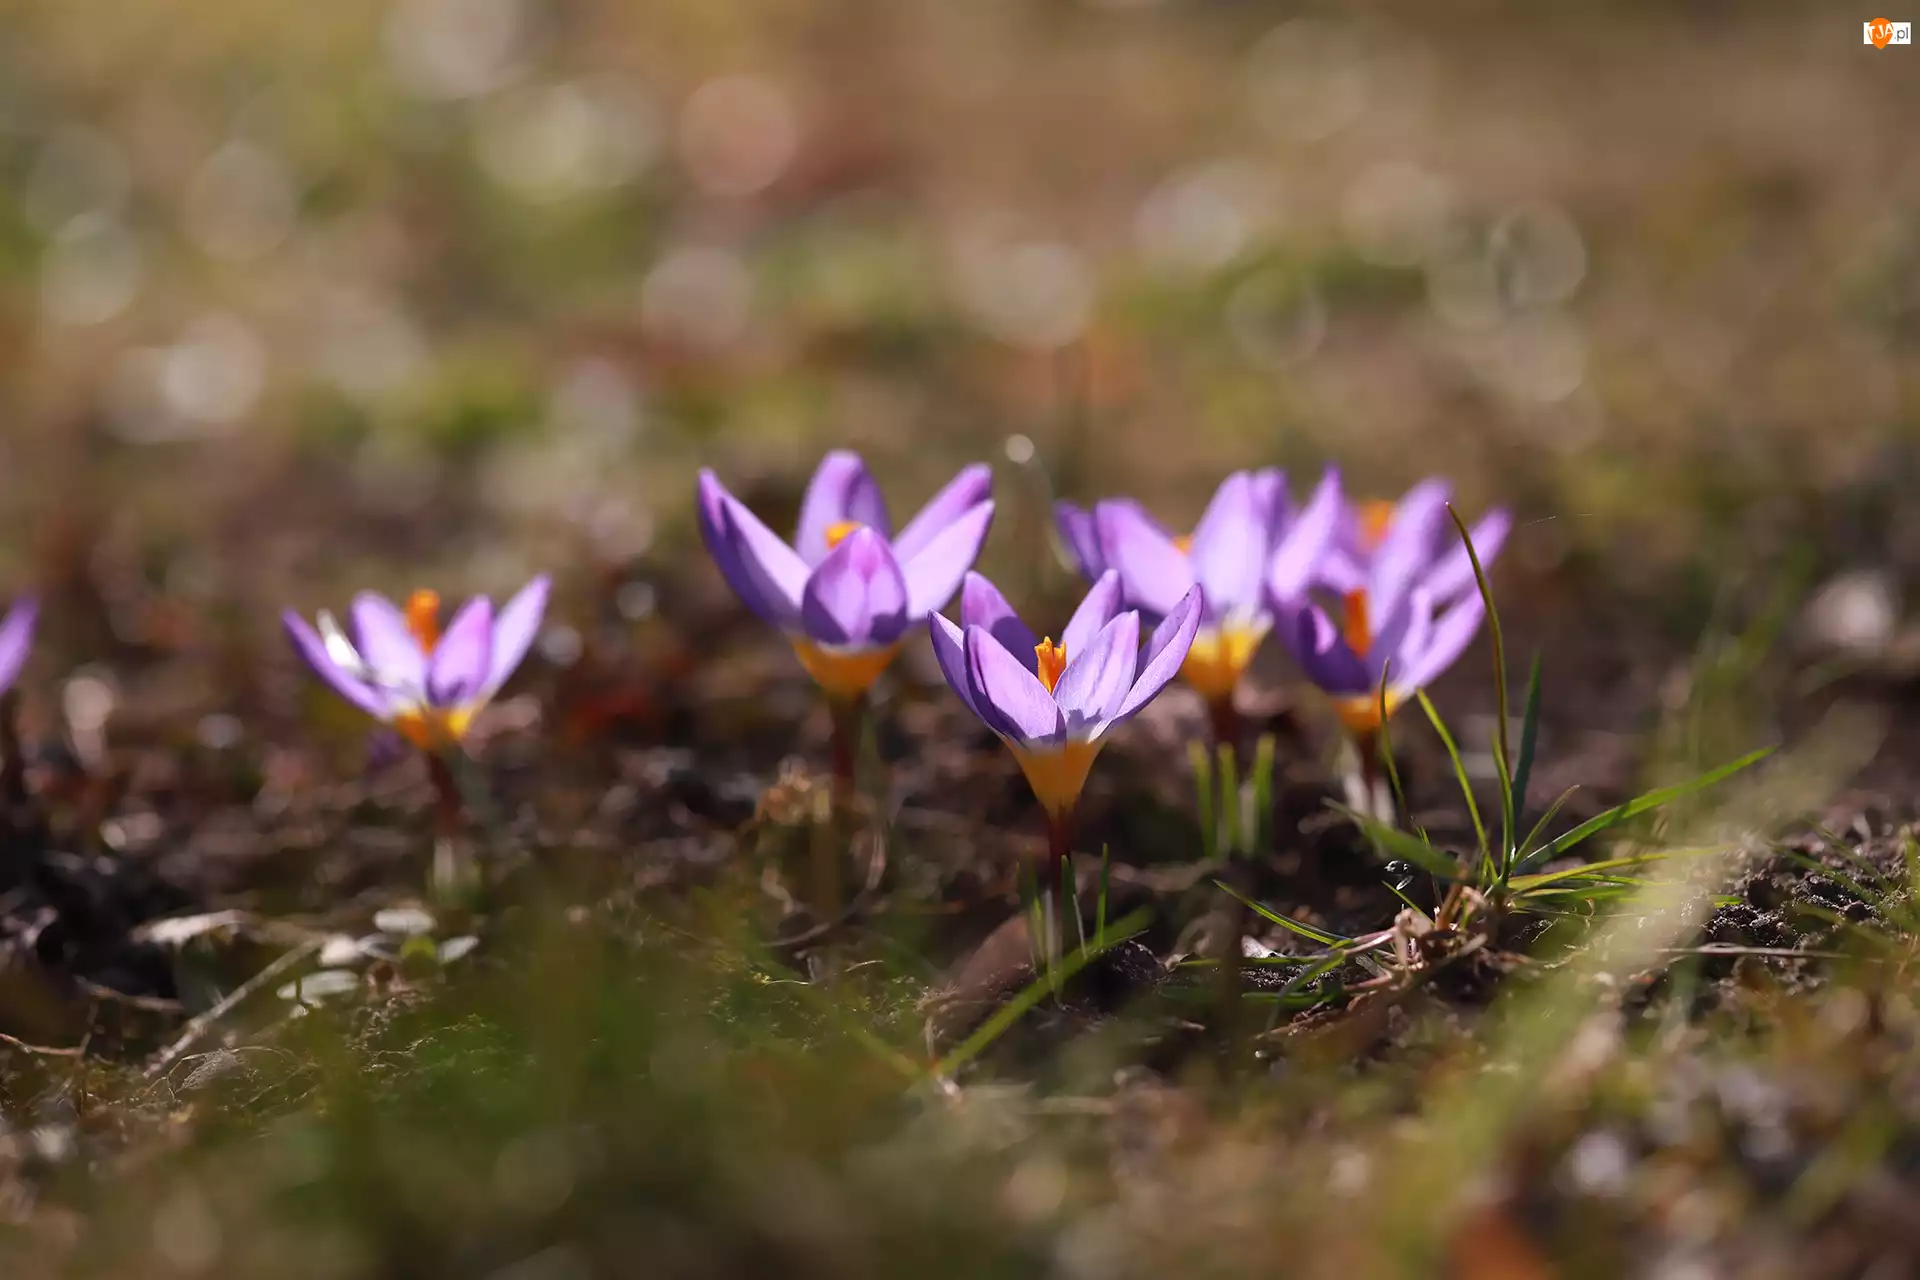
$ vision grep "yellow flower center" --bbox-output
[1343,589,1372,658]
[1179,624,1266,702]
[1172,533,1193,554]
[394,706,476,750]
[791,637,901,698]
[1331,694,1398,738]
[406,589,442,652]
[824,520,864,551]
[1359,500,1396,551]
[1008,739,1103,819]
[1034,638,1067,693]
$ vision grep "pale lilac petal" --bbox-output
[481,575,549,700]
[1423,508,1513,604]
[799,527,910,648]
[1249,468,1290,549]
[1107,585,1203,726]
[284,611,390,718]
[1096,501,1194,618]
[696,471,810,629]
[1314,547,1368,594]
[901,500,994,618]
[351,593,427,694]
[965,623,1064,748]
[893,463,993,563]
[1275,601,1371,696]
[1060,570,1124,658]
[428,597,494,707]
[1054,501,1105,581]
[1268,467,1345,603]
[794,451,891,567]
[1054,611,1138,735]
[960,572,1039,672]
[1392,591,1488,696]
[1188,472,1268,623]
[928,612,984,721]
[0,598,36,693]
[1367,586,1431,686]
[1370,478,1453,616]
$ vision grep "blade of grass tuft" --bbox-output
[1219,742,1241,858]
[1508,652,1544,861]
[932,908,1152,1078]
[1415,690,1488,861]
[1213,880,1348,946]
[1330,803,1463,879]
[1190,739,1217,863]
[1532,746,1776,863]
[1251,734,1276,853]
[1445,504,1513,868]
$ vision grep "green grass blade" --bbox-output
[1508,652,1544,858]
[932,908,1152,1078]
[1533,746,1775,862]
[1219,742,1242,858]
[1515,786,1583,869]
[1445,504,1512,865]
[1213,880,1348,946]
[1415,690,1488,862]
[1375,666,1426,842]
[1251,734,1276,853]
[1190,739,1217,863]
[1331,803,1464,880]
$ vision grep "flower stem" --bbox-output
[0,689,26,808]
[1207,695,1241,753]
[826,693,866,806]
[425,749,477,903]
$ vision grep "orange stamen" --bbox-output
[1034,638,1067,693]
[824,520,863,550]
[1172,533,1193,554]
[405,589,441,652]
[1343,589,1372,658]
[1359,500,1396,551]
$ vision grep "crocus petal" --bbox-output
[0,597,37,693]
[1268,467,1345,603]
[429,597,495,707]
[1392,591,1488,696]
[893,463,993,563]
[1423,508,1513,604]
[794,451,891,566]
[351,593,427,695]
[481,575,549,700]
[1108,585,1203,726]
[1096,501,1194,619]
[959,572,1039,672]
[965,623,1064,748]
[1314,548,1368,594]
[1276,601,1371,696]
[1249,468,1290,546]
[697,471,810,629]
[901,499,995,618]
[1366,586,1431,686]
[1053,610,1139,737]
[799,527,910,649]
[1054,501,1104,581]
[1188,472,1268,623]
[284,611,391,718]
[1061,569,1124,658]
[1370,478,1453,615]
[928,612,984,721]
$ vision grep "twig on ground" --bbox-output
[141,939,321,1085]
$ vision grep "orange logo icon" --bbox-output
[1868,16,1896,46]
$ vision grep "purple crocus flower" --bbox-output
[1054,468,1344,704]
[1273,563,1488,740]
[697,451,994,699]
[0,597,37,695]
[1317,477,1512,608]
[929,570,1202,828]
[284,577,550,749]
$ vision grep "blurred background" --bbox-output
[0,0,1916,728]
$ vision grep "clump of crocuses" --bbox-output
[1057,468,1342,743]
[697,450,994,790]
[930,570,1200,951]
